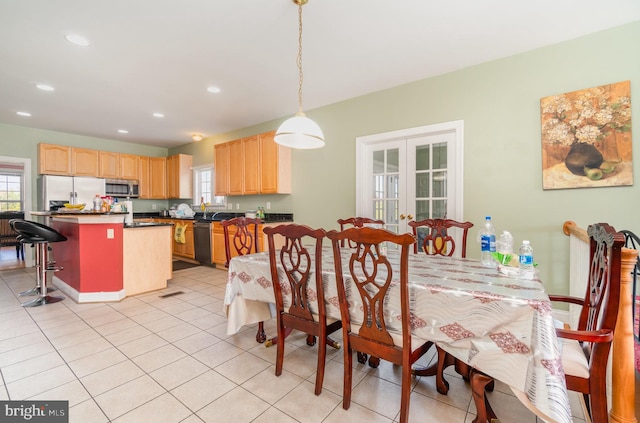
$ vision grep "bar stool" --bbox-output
[10,219,67,307]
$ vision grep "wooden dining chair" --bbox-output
[337,217,385,248]
[470,222,625,423]
[409,218,474,395]
[408,218,473,257]
[263,223,342,395]
[326,226,432,423]
[221,217,264,341]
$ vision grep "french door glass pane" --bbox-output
[433,200,447,219]
[415,199,429,221]
[373,151,384,173]
[386,199,399,225]
[433,142,447,169]
[387,175,399,199]
[373,200,384,221]
[433,171,447,197]
[415,173,429,198]
[416,145,430,171]
[387,149,399,172]
[373,175,384,199]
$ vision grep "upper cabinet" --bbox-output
[214,130,291,196]
[38,143,71,175]
[149,157,167,199]
[166,154,192,199]
[214,143,230,196]
[99,151,119,179]
[71,148,100,177]
[119,154,139,180]
[138,156,151,199]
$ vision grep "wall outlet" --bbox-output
[151,204,156,210]
[236,203,240,210]
[266,202,271,210]
[228,203,233,210]
[107,228,114,239]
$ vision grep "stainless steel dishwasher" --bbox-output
[193,220,212,265]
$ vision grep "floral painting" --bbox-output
[540,80,632,189]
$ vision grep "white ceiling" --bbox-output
[1,0,639,149]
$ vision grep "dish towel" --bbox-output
[174,223,187,244]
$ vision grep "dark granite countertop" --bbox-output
[133,211,293,223]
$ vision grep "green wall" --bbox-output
[1,21,638,295]
[173,21,640,295]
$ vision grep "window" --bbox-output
[193,165,226,208]
[0,172,23,211]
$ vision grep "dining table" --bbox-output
[223,247,572,423]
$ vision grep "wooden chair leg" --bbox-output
[471,369,497,423]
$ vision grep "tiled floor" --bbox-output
[0,265,635,422]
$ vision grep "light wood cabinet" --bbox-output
[149,157,167,199]
[260,130,292,194]
[99,151,120,178]
[119,154,139,180]
[212,221,281,267]
[138,156,151,198]
[167,154,193,199]
[38,143,71,175]
[213,130,291,196]
[155,218,194,259]
[228,140,244,195]
[214,143,230,196]
[71,148,100,177]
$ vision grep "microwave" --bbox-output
[105,179,139,198]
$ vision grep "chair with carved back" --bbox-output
[470,222,625,423]
[326,226,433,423]
[337,217,384,248]
[263,223,342,395]
[408,218,474,395]
[221,217,264,341]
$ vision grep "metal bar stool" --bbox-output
[10,219,67,307]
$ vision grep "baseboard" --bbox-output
[52,276,126,303]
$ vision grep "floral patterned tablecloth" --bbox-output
[224,248,571,423]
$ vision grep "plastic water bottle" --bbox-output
[518,240,534,279]
[496,230,513,265]
[479,216,496,267]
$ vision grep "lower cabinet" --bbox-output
[154,218,195,260]
[212,222,284,268]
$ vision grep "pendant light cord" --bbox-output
[297,2,304,114]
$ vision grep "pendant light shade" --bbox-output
[274,0,325,150]
[275,111,325,149]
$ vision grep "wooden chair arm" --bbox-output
[548,294,584,306]
[556,327,614,343]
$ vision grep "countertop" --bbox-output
[124,222,173,228]
[134,212,294,224]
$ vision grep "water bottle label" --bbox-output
[481,235,496,252]
[519,255,533,265]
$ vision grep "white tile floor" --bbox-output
[0,265,632,422]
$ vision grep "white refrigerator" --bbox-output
[39,175,106,210]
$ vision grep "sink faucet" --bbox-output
[210,211,222,220]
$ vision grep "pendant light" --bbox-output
[275,0,325,149]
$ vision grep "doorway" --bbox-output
[0,156,32,269]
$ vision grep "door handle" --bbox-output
[408,214,413,220]
[400,214,405,220]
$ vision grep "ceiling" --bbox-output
[1,1,639,149]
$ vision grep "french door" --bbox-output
[356,121,464,237]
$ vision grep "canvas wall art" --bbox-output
[540,80,632,189]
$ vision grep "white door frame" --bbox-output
[355,120,464,224]
[0,156,33,267]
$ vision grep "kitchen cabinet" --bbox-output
[260,130,291,194]
[71,148,100,177]
[119,154,139,180]
[214,143,230,196]
[38,143,71,175]
[99,151,120,178]
[155,218,194,259]
[213,130,291,196]
[212,221,273,267]
[228,140,244,195]
[138,156,151,198]
[149,157,167,199]
[167,154,193,199]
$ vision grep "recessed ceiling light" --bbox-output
[36,84,55,91]
[118,129,129,134]
[207,86,221,94]
[16,111,31,117]
[65,33,90,47]
[152,112,164,118]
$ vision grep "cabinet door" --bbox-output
[149,157,167,199]
[183,224,195,258]
[214,143,230,196]
[166,154,193,199]
[120,154,139,180]
[166,155,178,198]
[228,140,243,195]
[138,156,151,199]
[212,223,227,266]
[242,135,260,194]
[99,151,120,178]
[38,143,71,175]
[260,131,291,194]
[71,148,99,177]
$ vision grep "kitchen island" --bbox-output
[34,212,173,302]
